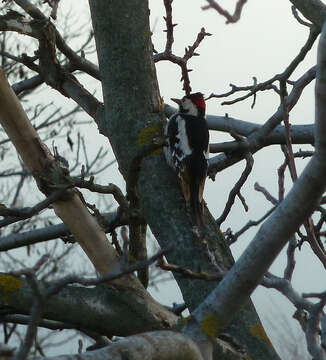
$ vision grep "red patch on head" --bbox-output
[190,93,206,110]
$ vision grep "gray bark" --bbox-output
[0,274,177,337]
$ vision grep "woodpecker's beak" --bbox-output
[171,98,182,106]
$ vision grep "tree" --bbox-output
[0,0,326,359]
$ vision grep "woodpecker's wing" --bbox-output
[165,113,194,172]
[182,114,209,160]
[163,114,177,169]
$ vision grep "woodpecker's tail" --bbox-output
[189,181,204,226]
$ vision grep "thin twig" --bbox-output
[226,206,276,245]
[70,175,128,211]
[208,66,316,179]
[154,11,211,95]
[0,186,72,228]
[163,0,175,53]
[283,236,297,281]
[254,182,278,205]
[45,246,173,297]
[216,152,253,226]
[202,0,248,24]
[158,258,225,281]
[207,26,319,107]
[277,155,287,202]
[43,0,61,20]
[291,5,313,27]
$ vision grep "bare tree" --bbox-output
[0,1,326,359]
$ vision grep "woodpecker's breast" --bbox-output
[164,113,209,173]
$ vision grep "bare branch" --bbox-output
[11,75,43,95]
[306,300,326,360]
[226,206,276,245]
[158,258,225,281]
[43,0,61,20]
[289,0,326,29]
[0,11,40,39]
[254,182,278,206]
[207,26,319,106]
[155,24,211,95]
[202,0,248,24]
[13,0,100,80]
[281,78,326,269]
[45,246,172,297]
[70,176,128,211]
[0,187,71,228]
[0,211,130,251]
[208,65,316,178]
[291,5,313,27]
[0,11,102,119]
[216,153,253,226]
[283,237,297,281]
[21,331,204,360]
[163,0,175,53]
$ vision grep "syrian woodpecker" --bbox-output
[164,92,209,225]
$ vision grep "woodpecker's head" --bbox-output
[171,92,206,118]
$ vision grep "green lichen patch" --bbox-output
[0,274,22,302]
[250,322,273,347]
[138,125,163,155]
[201,314,221,337]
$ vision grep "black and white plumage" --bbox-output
[164,92,209,225]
